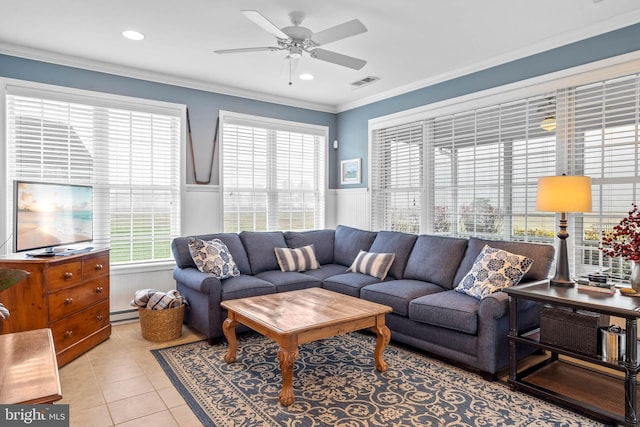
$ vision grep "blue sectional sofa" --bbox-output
[171,225,554,377]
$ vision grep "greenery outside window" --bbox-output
[5,84,182,264]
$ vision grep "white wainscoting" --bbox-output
[182,184,222,236]
[110,264,175,322]
[334,188,371,230]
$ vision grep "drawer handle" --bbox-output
[64,297,73,305]
[95,264,104,271]
[96,286,104,294]
[96,314,104,321]
[64,330,73,338]
[63,272,73,280]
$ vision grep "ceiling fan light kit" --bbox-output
[215,10,368,75]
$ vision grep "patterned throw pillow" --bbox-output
[274,245,320,272]
[188,238,240,279]
[347,250,396,280]
[455,245,533,299]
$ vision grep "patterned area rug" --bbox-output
[152,332,604,426]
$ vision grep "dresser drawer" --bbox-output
[46,260,83,291]
[50,300,110,350]
[48,278,109,322]
[83,254,109,281]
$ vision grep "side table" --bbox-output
[0,328,62,404]
[505,280,640,426]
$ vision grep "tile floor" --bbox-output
[58,321,206,427]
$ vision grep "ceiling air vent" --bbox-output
[350,76,380,89]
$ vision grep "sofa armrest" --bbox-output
[478,281,544,320]
[173,267,222,294]
[478,292,509,320]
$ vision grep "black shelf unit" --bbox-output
[505,280,640,427]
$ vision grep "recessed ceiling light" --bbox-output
[299,73,314,81]
[122,30,144,41]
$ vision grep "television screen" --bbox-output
[14,181,93,253]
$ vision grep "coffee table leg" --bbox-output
[222,317,239,363]
[372,323,391,372]
[277,346,299,406]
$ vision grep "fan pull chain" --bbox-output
[288,57,293,86]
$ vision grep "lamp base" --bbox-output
[550,278,574,287]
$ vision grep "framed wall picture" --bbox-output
[340,158,362,185]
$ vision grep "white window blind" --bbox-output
[371,121,424,233]
[370,70,640,280]
[6,86,182,264]
[221,112,326,232]
[571,73,640,278]
[431,95,557,241]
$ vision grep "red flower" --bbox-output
[599,203,640,262]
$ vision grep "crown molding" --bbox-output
[0,43,338,114]
[335,11,640,113]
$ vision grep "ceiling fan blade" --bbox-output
[310,48,367,70]
[214,47,280,54]
[311,19,367,46]
[241,10,289,40]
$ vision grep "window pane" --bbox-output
[222,114,326,232]
[6,89,181,264]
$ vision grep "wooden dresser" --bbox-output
[0,249,111,366]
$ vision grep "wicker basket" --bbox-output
[138,304,185,342]
[539,305,607,357]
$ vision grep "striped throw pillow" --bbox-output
[347,250,396,280]
[274,245,321,272]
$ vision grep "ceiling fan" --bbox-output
[215,10,368,70]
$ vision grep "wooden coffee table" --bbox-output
[220,287,392,406]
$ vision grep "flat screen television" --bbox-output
[13,180,93,255]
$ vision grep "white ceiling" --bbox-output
[1,0,640,112]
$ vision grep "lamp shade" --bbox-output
[536,175,592,213]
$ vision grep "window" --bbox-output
[371,122,424,233]
[371,67,640,280]
[6,85,182,264]
[572,74,640,278]
[221,111,327,232]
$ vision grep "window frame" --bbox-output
[369,53,640,278]
[2,78,184,266]
[219,110,328,233]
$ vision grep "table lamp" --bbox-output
[536,175,592,287]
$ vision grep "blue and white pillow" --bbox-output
[188,238,240,279]
[455,245,533,299]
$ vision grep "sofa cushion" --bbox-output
[347,250,395,280]
[323,273,382,297]
[300,264,348,281]
[239,231,287,274]
[368,231,417,279]
[220,275,276,301]
[188,238,240,279]
[274,245,320,272]
[172,233,252,275]
[360,280,444,316]
[284,229,335,265]
[409,290,480,335]
[453,237,554,286]
[333,225,377,267]
[403,235,468,289]
[455,245,533,300]
[255,270,322,293]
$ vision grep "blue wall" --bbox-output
[336,23,640,189]
[0,54,337,186]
